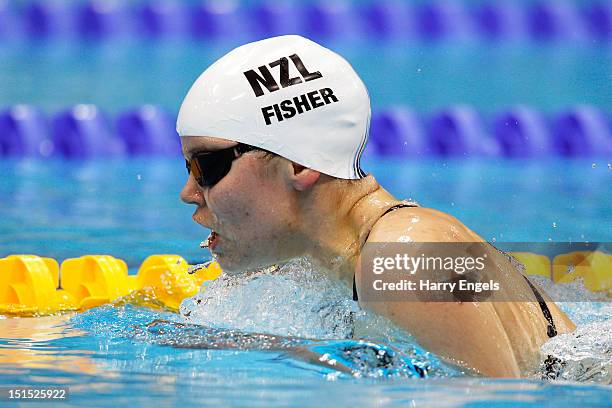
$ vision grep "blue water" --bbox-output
[0,158,610,266]
[1,20,612,407]
[1,303,610,407]
[0,158,611,406]
[1,42,610,114]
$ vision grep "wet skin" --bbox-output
[180,135,575,378]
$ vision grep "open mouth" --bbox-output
[201,230,219,250]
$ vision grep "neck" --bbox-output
[300,175,402,285]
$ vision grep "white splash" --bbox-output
[179,257,361,339]
[529,275,612,384]
[540,319,612,384]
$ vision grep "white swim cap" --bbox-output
[176,35,370,179]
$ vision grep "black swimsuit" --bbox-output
[352,203,416,302]
[351,203,558,338]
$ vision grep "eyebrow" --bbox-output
[185,147,210,156]
[185,145,233,159]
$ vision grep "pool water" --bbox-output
[1,42,610,113]
[1,302,610,407]
[1,18,611,405]
[0,158,610,264]
[0,158,610,406]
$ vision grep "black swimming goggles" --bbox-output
[185,143,260,187]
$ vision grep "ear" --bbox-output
[290,162,320,191]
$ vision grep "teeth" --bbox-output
[200,231,215,249]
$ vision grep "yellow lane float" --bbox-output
[1,250,609,316]
[508,252,551,278]
[552,251,612,292]
[0,255,62,316]
[0,254,222,316]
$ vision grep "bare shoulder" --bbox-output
[367,206,483,243]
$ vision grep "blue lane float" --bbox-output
[191,0,245,40]
[51,105,125,158]
[1,104,610,158]
[137,0,189,38]
[0,0,19,40]
[492,107,553,157]
[78,0,131,40]
[361,0,414,39]
[24,0,74,39]
[528,1,586,41]
[416,1,474,41]
[249,2,300,39]
[0,0,610,43]
[426,106,497,156]
[584,1,612,40]
[116,105,180,156]
[369,107,428,157]
[0,105,51,157]
[302,1,361,40]
[552,106,612,157]
[473,2,528,41]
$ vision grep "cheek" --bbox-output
[207,183,252,224]
[207,166,287,233]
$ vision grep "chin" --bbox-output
[216,252,278,276]
[213,252,250,275]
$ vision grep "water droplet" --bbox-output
[552,222,557,228]
[136,174,142,180]
[450,202,455,207]
[492,237,497,242]
[608,163,611,170]
[416,68,422,73]
[591,163,597,168]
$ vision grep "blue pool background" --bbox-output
[0,158,611,266]
[1,42,610,114]
[1,0,612,407]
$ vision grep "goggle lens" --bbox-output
[185,144,257,187]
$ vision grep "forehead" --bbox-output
[181,136,238,157]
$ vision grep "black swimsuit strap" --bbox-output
[353,203,416,302]
[351,202,558,339]
[523,276,558,338]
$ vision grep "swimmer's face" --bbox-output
[180,136,302,274]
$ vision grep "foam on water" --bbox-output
[176,257,458,377]
[67,259,610,382]
[180,257,361,340]
[179,261,611,382]
[180,257,429,345]
[529,276,611,384]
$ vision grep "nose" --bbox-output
[180,174,206,206]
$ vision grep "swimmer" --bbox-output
[176,35,575,377]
